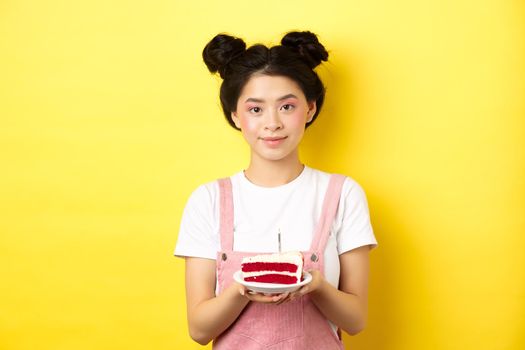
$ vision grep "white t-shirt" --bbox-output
[174,166,377,289]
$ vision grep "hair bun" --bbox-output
[202,34,246,78]
[281,31,328,69]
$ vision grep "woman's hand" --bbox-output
[238,284,290,304]
[275,247,371,334]
[286,270,324,302]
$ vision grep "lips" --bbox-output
[260,136,287,141]
[260,136,287,147]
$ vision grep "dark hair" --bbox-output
[202,31,329,130]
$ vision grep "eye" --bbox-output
[249,106,262,114]
[281,104,295,111]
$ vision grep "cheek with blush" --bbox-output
[237,115,262,145]
[238,116,258,133]
[287,108,310,128]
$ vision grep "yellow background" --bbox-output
[1,0,524,349]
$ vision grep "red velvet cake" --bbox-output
[241,251,304,284]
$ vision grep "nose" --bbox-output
[264,109,283,131]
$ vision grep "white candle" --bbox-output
[278,228,282,253]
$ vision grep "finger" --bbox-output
[274,292,290,305]
[298,285,310,295]
[245,292,283,303]
[269,292,290,303]
[244,294,269,302]
[289,286,308,301]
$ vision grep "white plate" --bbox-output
[233,270,312,294]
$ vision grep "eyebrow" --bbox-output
[244,94,298,103]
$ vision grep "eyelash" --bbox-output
[248,104,295,114]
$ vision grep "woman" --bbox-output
[175,31,377,349]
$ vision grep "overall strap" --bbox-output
[309,174,347,253]
[218,178,234,251]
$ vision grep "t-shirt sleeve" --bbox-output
[336,178,378,254]
[174,183,219,260]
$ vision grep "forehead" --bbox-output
[239,75,305,101]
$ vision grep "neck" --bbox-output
[244,151,304,187]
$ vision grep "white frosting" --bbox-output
[242,251,303,265]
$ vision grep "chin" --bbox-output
[257,151,295,162]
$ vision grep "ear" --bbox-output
[231,111,242,129]
[306,101,317,123]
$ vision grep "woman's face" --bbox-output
[232,74,316,164]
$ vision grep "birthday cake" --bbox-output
[241,251,304,284]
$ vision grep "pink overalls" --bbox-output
[214,174,346,350]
